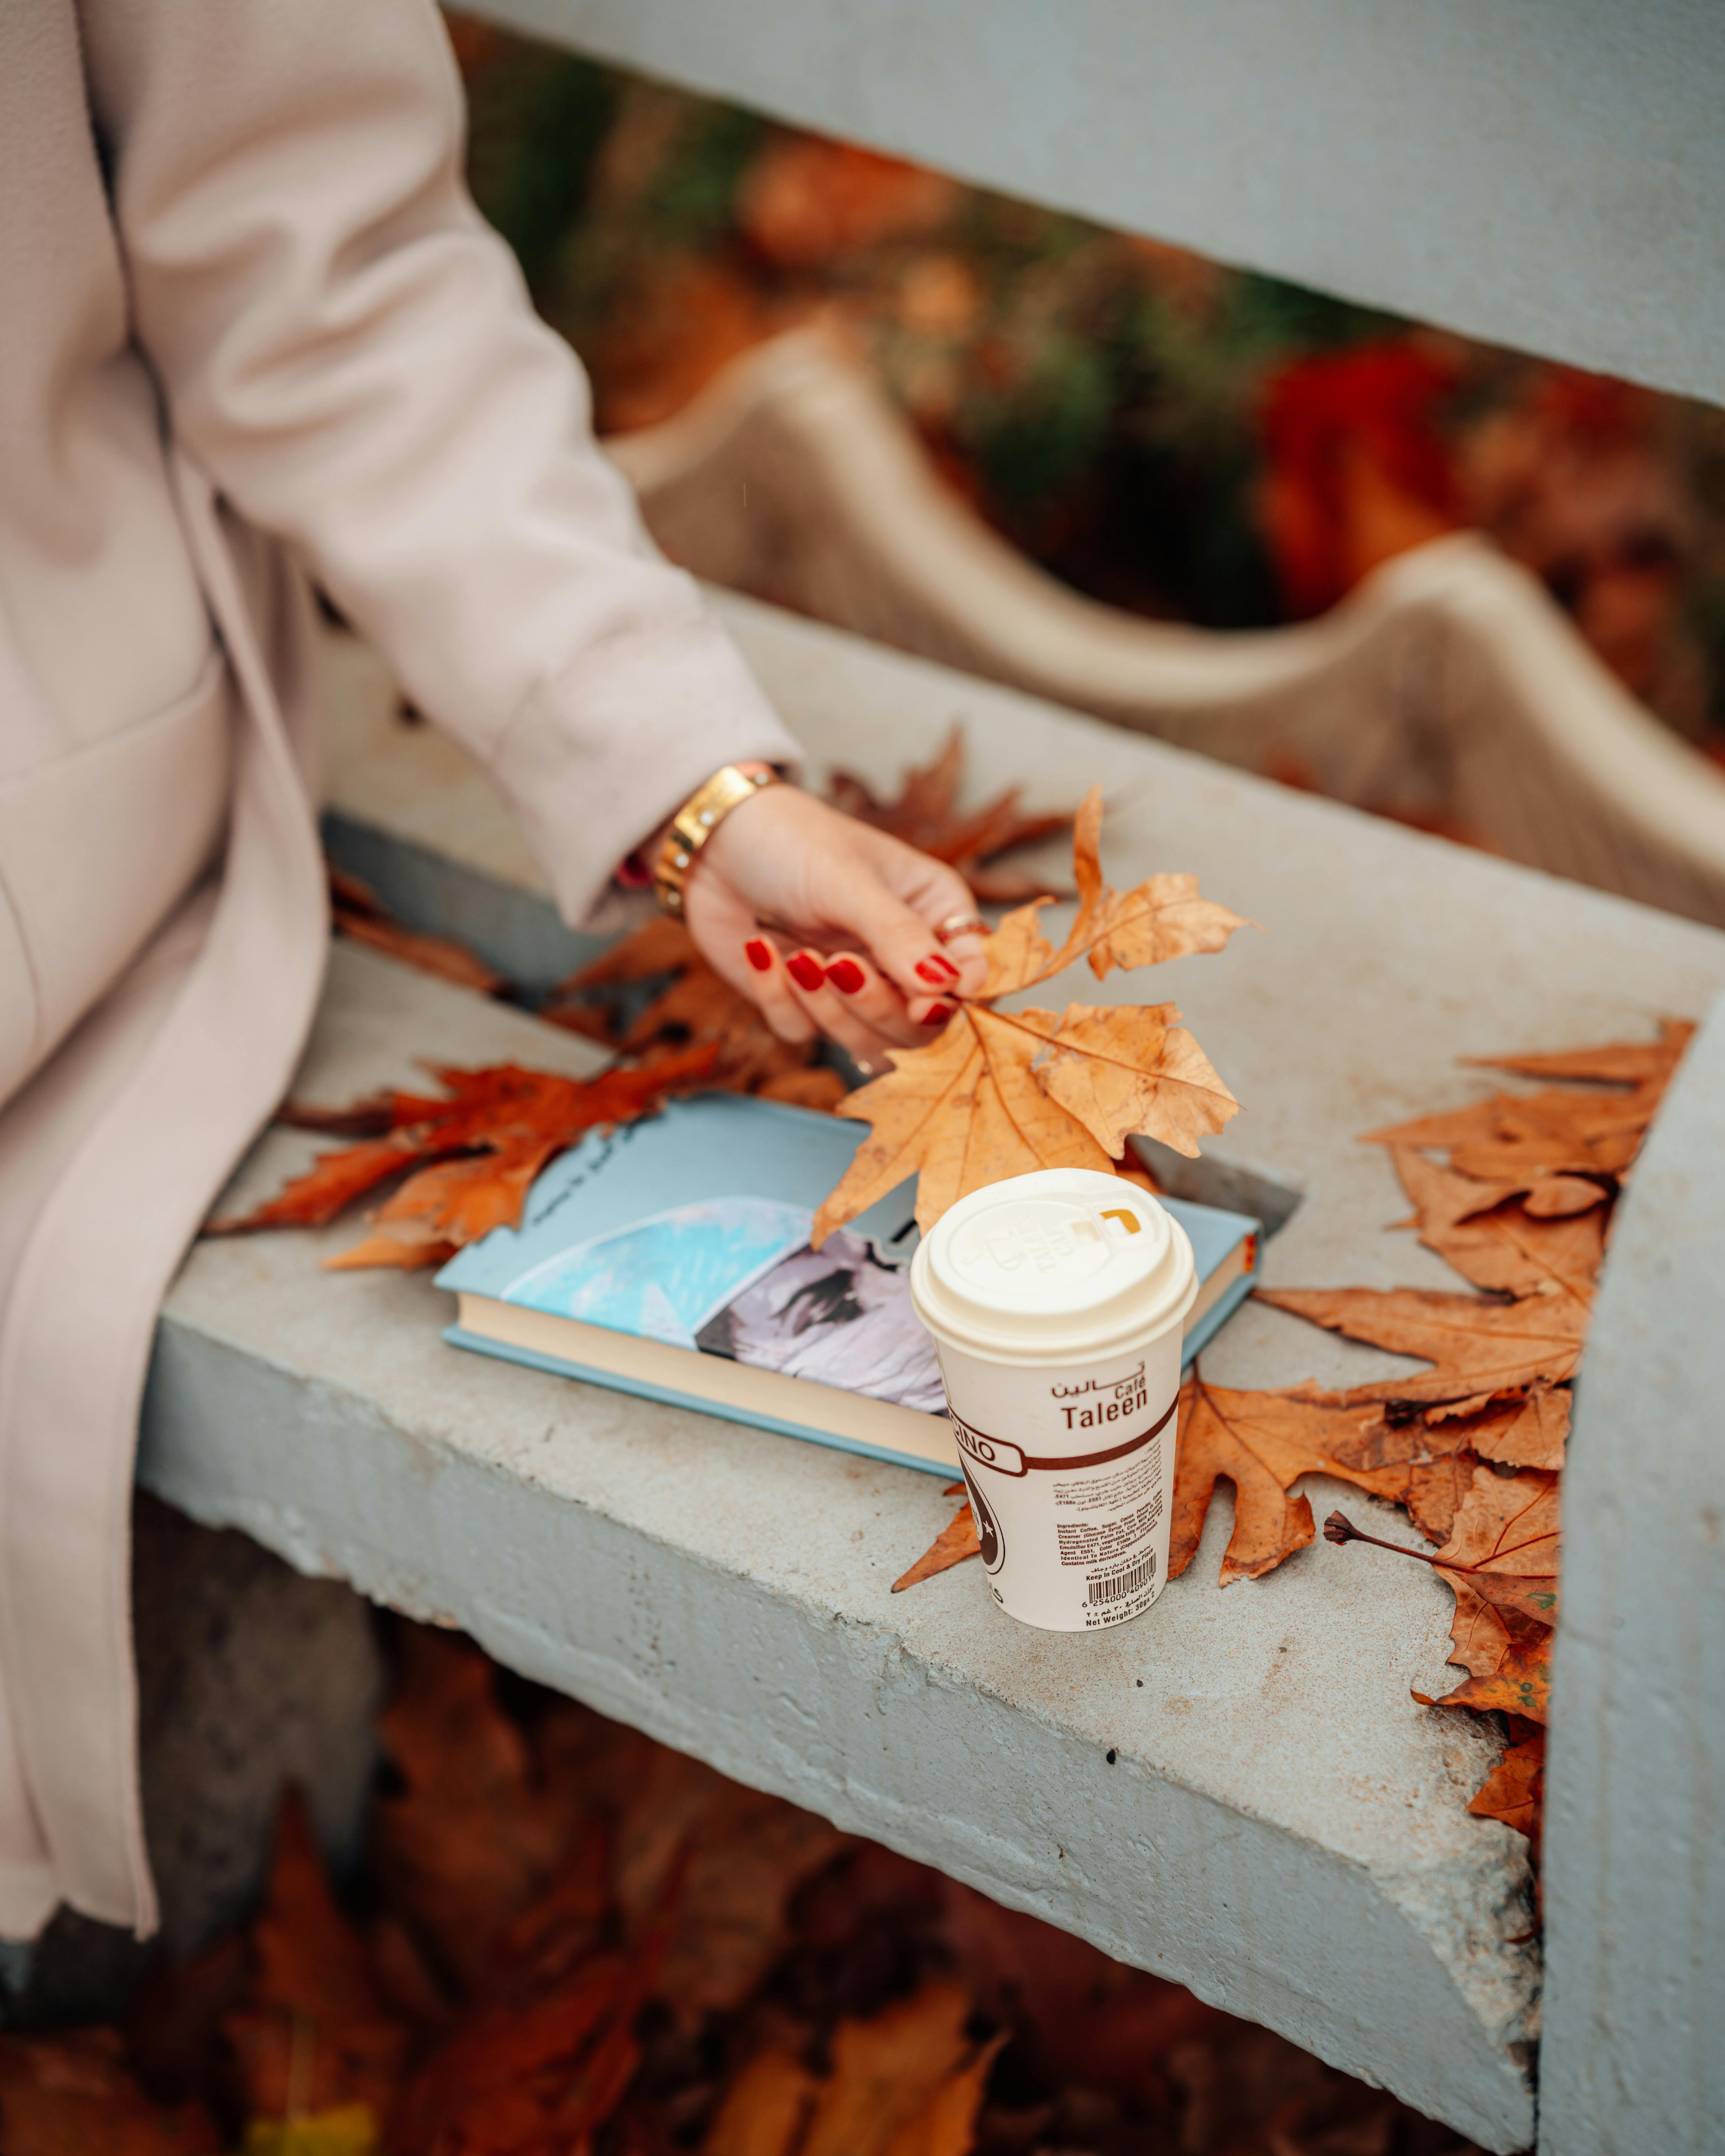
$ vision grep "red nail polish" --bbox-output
[787,952,825,992]
[745,938,773,973]
[920,1000,957,1026]
[928,952,961,981]
[827,957,866,994]
[914,958,950,986]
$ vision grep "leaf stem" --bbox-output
[1322,1510,1554,1576]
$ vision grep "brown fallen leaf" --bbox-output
[827,726,1076,904]
[385,1952,635,2156]
[1517,1174,1609,1218]
[816,790,1246,1240]
[543,917,823,1099]
[1467,1732,1546,1849]
[208,1046,717,1264]
[372,1631,574,1995]
[328,865,506,997]
[1259,1284,1588,1416]
[1323,1503,1559,1629]
[702,2050,819,2156]
[0,2029,221,2156]
[1437,1462,1563,1578]
[1329,1463,1560,1725]
[892,1502,981,1591]
[885,2033,1008,2156]
[1361,1077,1664,1186]
[608,1746,849,2029]
[1456,1387,1570,1472]
[1465,1018,1695,1090]
[1388,1146,1604,1304]
[1165,1375,1441,1586]
[1428,1470,1561,1721]
[1418,1628,1553,1722]
[223,1795,410,2127]
[800,1983,984,2156]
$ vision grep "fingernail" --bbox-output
[926,953,961,982]
[786,952,825,992]
[915,956,958,986]
[827,957,866,994]
[745,938,773,973]
[920,1000,957,1026]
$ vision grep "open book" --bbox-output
[437,1094,1259,1477]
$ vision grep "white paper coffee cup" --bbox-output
[910,1168,1197,1632]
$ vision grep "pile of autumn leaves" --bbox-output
[217,780,1246,1261]
[0,1629,1485,2156]
[223,765,1690,1868]
[219,733,1082,1260]
[903,1016,1691,1854]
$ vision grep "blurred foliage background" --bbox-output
[449,12,1725,758]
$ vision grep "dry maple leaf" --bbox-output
[1259,1285,1587,1417]
[328,864,505,997]
[826,725,1076,903]
[801,1983,993,2156]
[1362,1058,1678,1192]
[815,790,1247,1241]
[1419,1625,1553,1723]
[1466,1018,1695,1090]
[0,2030,221,2156]
[702,1987,1000,2156]
[608,1746,849,2031]
[543,917,828,1098]
[1388,1146,1604,1305]
[372,1630,575,1994]
[1166,1372,1468,1585]
[891,1501,981,1592]
[223,1794,410,2127]
[1453,1387,1570,1472]
[1329,1463,1559,1724]
[704,2050,819,2156]
[208,1046,716,1267]
[1467,1731,1546,1850]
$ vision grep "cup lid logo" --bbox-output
[912,1169,1196,1362]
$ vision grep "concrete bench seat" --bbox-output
[143,592,1725,2152]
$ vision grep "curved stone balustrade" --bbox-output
[608,328,1725,930]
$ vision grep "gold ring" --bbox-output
[934,911,987,944]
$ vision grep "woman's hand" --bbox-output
[679,783,989,1068]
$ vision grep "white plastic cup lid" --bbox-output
[910,1167,1197,1365]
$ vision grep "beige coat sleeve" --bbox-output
[75,0,800,926]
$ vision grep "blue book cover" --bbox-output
[436,1093,1259,1476]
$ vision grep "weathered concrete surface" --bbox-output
[171,601,1725,2143]
[1538,990,1725,2156]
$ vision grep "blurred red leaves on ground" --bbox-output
[2,1627,1492,2155]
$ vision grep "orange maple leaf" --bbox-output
[1258,1285,1588,1418]
[1467,1731,1546,1851]
[209,1046,717,1266]
[814,790,1248,1242]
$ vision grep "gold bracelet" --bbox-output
[652,762,780,916]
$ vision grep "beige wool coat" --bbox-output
[0,0,798,1942]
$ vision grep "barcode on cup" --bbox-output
[1087,1553,1156,1604]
